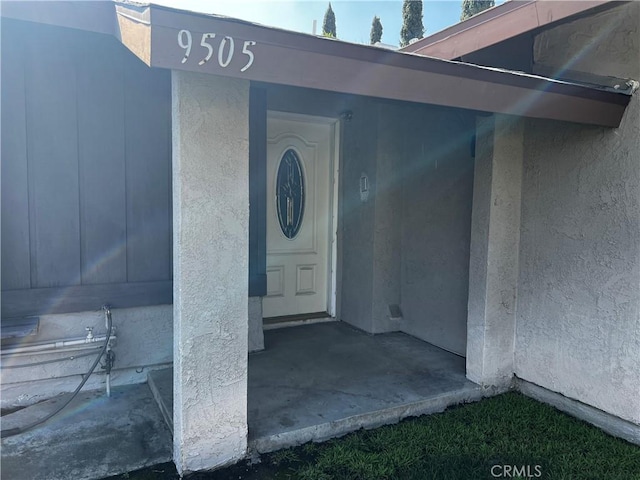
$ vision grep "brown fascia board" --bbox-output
[3,1,629,128]
[0,1,116,36]
[400,0,616,60]
[112,2,629,127]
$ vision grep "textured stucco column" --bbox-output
[172,71,249,474]
[466,115,523,387]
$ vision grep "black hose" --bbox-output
[1,306,113,439]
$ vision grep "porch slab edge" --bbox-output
[249,384,499,454]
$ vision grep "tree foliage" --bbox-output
[400,0,424,47]
[322,2,337,38]
[370,16,383,44]
[460,0,495,21]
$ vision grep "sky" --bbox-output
[152,1,506,47]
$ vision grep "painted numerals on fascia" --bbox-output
[178,29,257,72]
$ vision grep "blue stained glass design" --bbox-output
[276,149,305,239]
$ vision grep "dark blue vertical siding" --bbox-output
[1,20,172,318]
[24,25,81,289]
[1,23,31,291]
[124,51,172,283]
[77,31,128,286]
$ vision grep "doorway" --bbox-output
[262,112,339,319]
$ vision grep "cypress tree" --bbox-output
[322,2,337,38]
[370,15,383,44]
[460,0,495,21]
[400,0,424,47]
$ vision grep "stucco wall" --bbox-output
[533,2,640,81]
[515,2,640,425]
[370,103,404,334]
[517,93,640,424]
[339,99,379,332]
[399,106,475,355]
[339,100,476,347]
[340,100,475,348]
[1,305,172,408]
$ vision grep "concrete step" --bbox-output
[148,367,173,435]
[1,384,172,480]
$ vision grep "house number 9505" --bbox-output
[178,29,256,72]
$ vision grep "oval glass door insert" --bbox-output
[276,149,305,239]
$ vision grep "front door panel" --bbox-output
[263,115,334,318]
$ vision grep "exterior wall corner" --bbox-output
[466,114,524,387]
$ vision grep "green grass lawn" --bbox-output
[112,392,640,480]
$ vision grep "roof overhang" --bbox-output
[400,0,620,60]
[1,1,631,128]
[0,0,116,36]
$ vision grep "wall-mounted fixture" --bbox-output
[340,110,353,122]
[360,173,369,202]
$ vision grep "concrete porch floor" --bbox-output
[1,322,487,480]
[149,321,487,453]
[247,321,485,452]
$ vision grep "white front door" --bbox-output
[262,113,336,319]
